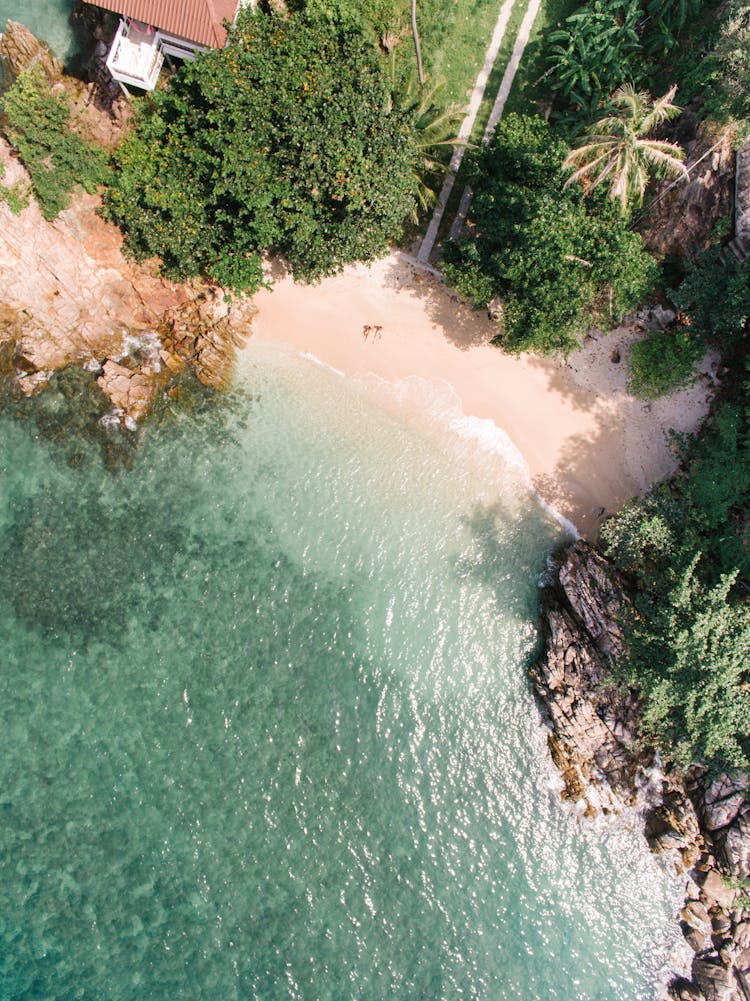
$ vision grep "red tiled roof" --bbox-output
[92,0,240,49]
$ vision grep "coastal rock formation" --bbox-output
[0,139,256,425]
[667,774,750,1001]
[641,124,735,260]
[530,540,640,815]
[0,20,63,82]
[534,541,750,1000]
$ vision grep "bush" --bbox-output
[106,10,419,292]
[674,249,750,348]
[626,560,750,770]
[629,326,704,398]
[1,68,110,220]
[601,390,750,771]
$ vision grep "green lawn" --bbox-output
[392,0,516,109]
[470,0,527,140]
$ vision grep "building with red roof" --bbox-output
[89,0,249,91]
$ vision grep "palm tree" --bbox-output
[411,0,425,85]
[563,84,689,210]
[386,60,465,219]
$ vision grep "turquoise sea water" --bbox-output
[0,0,77,61]
[0,348,682,1000]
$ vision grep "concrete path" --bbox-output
[416,0,517,263]
[449,0,543,242]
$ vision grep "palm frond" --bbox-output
[639,84,682,135]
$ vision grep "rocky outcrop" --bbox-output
[530,540,641,815]
[0,139,256,426]
[0,20,63,82]
[667,775,750,1001]
[533,541,750,1001]
[641,124,736,260]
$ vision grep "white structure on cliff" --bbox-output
[89,0,252,91]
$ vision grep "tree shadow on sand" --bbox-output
[383,255,499,350]
[530,403,674,538]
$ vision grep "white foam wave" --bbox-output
[361,372,580,539]
[299,352,345,378]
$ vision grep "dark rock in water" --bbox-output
[692,956,736,1001]
[669,977,708,1000]
[0,21,63,82]
[645,782,702,870]
[530,540,640,814]
[681,919,712,955]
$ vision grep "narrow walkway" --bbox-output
[416,0,517,263]
[448,0,540,243]
[449,0,543,242]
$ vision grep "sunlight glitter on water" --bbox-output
[0,347,684,999]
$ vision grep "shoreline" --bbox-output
[245,251,714,539]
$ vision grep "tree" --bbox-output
[546,0,643,118]
[674,249,750,348]
[106,10,420,292]
[563,84,689,210]
[601,384,750,771]
[443,114,658,354]
[708,0,750,122]
[385,61,464,217]
[410,0,425,84]
[619,558,750,770]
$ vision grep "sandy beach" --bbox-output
[246,251,713,538]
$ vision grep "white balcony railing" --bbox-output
[106,19,164,90]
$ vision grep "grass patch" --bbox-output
[469,0,528,142]
[393,0,517,109]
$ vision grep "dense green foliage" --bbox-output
[106,10,419,291]
[442,115,657,353]
[601,389,750,769]
[625,562,750,769]
[547,0,642,118]
[627,250,750,398]
[301,0,401,38]
[546,0,717,119]
[707,0,750,123]
[0,161,29,216]
[674,250,750,348]
[0,68,110,220]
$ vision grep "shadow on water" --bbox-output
[0,369,254,642]
[456,497,563,621]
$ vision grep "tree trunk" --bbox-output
[410,0,425,86]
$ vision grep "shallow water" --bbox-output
[0,348,682,999]
[0,0,77,62]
